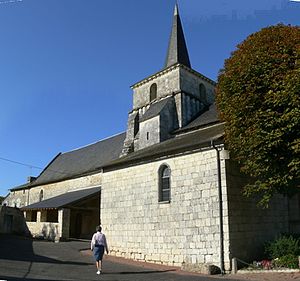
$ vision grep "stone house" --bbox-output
[3,4,299,273]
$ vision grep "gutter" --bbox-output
[211,140,225,274]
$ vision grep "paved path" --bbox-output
[0,235,299,281]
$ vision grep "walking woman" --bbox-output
[91,225,109,275]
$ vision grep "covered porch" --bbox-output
[22,187,101,241]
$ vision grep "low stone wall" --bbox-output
[27,221,60,241]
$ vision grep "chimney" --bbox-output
[27,176,37,183]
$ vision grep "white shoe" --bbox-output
[96,270,100,275]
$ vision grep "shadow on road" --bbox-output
[0,234,89,266]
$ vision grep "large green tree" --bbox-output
[216,24,300,206]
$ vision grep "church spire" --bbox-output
[164,3,191,68]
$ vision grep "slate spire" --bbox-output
[164,3,191,68]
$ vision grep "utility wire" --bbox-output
[0,156,43,170]
[0,156,69,176]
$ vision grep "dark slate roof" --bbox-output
[140,98,171,122]
[31,132,126,186]
[10,182,31,191]
[177,103,220,133]
[22,187,100,210]
[165,4,191,68]
[104,123,224,169]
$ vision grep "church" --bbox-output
[3,4,298,273]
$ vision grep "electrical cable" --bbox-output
[0,156,69,176]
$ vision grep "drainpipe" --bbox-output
[211,140,225,274]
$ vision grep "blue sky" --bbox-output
[0,0,299,196]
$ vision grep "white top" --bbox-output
[91,231,108,251]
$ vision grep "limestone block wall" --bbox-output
[180,68,215,104]
[133,67,180,109]
[159,98,178,140]
[139,116,160,150]
[138,98,178,150]
[27,173,102,206]
[101,149,230,270]
[4,189,30,208]
[225,161,289,263]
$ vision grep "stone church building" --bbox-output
[4,5,299,273]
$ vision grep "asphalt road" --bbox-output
[0,234,275,281]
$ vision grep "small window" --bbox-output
[146,132,150,140]
[150,83,157,102]
[158,164,171,202]
[39,190,44,202]
[199,83,207,104]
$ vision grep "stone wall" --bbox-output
[4,174,102,241]
[4,173,102,210]
[3,188,30,208]
[139,116,160,150]
[101,148,231,271]
[26,221,60,241]
[0,206,29,235]
[225,161,289,264]
[133,67,180,110]
[179,68,215,104]
[30,173,102,207]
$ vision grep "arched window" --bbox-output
[199,83,207,104]
[150,83,157,102]
[158,164,171,202]
[39,190,44,202]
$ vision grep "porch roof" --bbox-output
[21,187,100,211]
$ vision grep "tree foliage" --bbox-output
[216,24,300,206]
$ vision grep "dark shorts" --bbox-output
[93,245,105,261]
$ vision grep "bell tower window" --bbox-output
[150,83,157,102]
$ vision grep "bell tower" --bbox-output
[121,4,216,156]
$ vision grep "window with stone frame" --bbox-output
[158,164,171,202]
[150,83,157,102]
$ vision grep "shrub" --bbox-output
[265,235,300,259]
[274,254,299,269]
